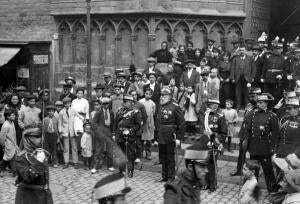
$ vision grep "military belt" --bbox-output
[18,182,49,190]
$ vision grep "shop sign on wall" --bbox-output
[33,55,49,64]
[17,67,29,78]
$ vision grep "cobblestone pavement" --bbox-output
[0,165,271,204]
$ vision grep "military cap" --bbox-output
[184,59,195,64]
[295,87,300,94]
[65,76,76,84]
[117,72,127,78]
[249,87,262,94]
[146,57,157,63]
[286,91,296,98]
[55,100,63,106]
[94,83,105,90]
[147,71,157,78]
[62,97,72,103]
[207,98,220,105]
[14,86,27,92]
[45,105,56,111]
[161,87,172,96]
[103,72,112,78]
[100,97,111,104]
[93,173,131,200]
[123,94,134,102]
[26,94,38,101]
[184,142,210,164]
[286,98,300,107]
[256,93,274,101]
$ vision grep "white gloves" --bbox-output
[36,151,46,163]
[274,98,284,109]
[260,78,264,83]
[123,129,130,135]
[297,80,300,87]
[246,83,251,88]
[276,75,282,80]
[287,75,293,80]
[175,139,181,147]
[153,141,158,146]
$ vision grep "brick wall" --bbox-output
[0,0,55,41]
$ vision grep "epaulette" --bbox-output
[172,102,179,106]
[134,109,139,113]
[217,112,224,117]
[164,183,178,194]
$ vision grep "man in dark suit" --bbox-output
[143,72,161,114]
[230,46,256,109]
[102,72,114,95]
[59,84,77,101]
[252,45,264,91]
[180,59,200,87]
[143,57,164,83]
[116,72,135,95]
[91,97,115,173]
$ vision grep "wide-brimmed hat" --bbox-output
[94,173,131,200]
[256,93,274,101]
[65,76,76,84]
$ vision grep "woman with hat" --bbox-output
[65,76,76,94]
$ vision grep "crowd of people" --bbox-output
[1,31,300,203]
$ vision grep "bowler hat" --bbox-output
[65,76,76,84]
[132,72,142,77]
[117,72,127,78]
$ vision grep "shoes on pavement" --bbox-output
[230,171,241,176]
[63,164,69,169]
[108,167,115,171]
[74,164,79,169]
[156,178,168,182]
[91,169,97,174]
[154,161,161,165]
[135,158,141,163]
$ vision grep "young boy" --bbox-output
[0,109,18,177]
[184,85,197,138]
[111,84,124,116]
[90,99,101,120]
[177,83,187,112]
[222,99,238,152]
[168,78,178,102]
[81,121,93,170]
[139,88,156,160]
[43,105,59,167]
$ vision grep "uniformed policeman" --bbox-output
[276,98,300,158]
[231,87,261,176]
[203,99,227,192]
[245,93,280,192]
[114,94,142,178]
[261,37,286,105]
[157,87,185,183]
[164,140,209,204]
[93,173,131,204]
[15,130,53,204]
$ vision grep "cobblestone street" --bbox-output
[0,165,271,204]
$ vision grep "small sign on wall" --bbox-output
[17,67,29,78]
[33,55,49,64]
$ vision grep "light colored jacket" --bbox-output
[58,108,75,137]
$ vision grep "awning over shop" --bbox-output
[0,47,21,67]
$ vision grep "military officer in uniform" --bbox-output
[114,95,142,178]
[230,87,261,176]
[276,98,300,158]
[202,99,227,192]
[245,93,280,192]
[261,37,286,105]
[164,139,210,204]
[157,87,185,183]
[15,130,53,204]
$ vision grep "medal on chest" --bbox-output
[162,109,172,119]
[289,121,299,129]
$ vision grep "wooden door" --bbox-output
[30,53,50,91]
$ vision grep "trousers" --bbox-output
[159,142,175,180]
[63,136,78,164]
[118,141,136,172]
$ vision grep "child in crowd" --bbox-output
[184,85,197,138]
[0,109,18,177]
[81,121,93,170]
[222,99,238,152]
[90,99,101,120]
[168,78,178,102]
[139,88,156,160]
[177,83,187,112]
[43,105,59,167]
[54,100,64,118]
[210,68,220,100]
[142,73,150,86]
[239,160,261,204]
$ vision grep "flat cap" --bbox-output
[123,94,134,101]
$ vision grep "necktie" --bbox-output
[66,108,69,118]
[104,109,108,120]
